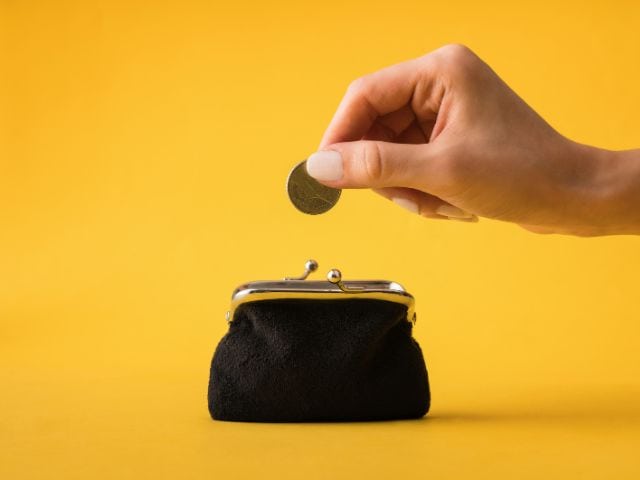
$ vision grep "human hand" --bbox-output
[306,44,640,236]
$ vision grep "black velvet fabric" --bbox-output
[208,298,430,422]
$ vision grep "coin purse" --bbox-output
[208,260,430,422]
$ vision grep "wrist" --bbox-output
[581,143,640,235]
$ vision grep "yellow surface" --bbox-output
[2,1,640,478]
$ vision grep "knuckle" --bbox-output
[346,76,368,95]
[440,43,474,60]
[436,43,479,78]
[360,142,385,183]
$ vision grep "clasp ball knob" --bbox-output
[305,259,319,274]
[327,269,342,284]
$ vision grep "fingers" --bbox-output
[307,140,451,192]
[395,122,428,144]
[519,224,555,234]
[374,187,478,221]
[319,44,484,150]
[319,57,435,148]
[307,141,429,190]
[362,105,417,142]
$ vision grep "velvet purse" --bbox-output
[208,260,430,422]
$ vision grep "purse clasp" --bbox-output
[226,259,416,325]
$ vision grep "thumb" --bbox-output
[306,140,435,190]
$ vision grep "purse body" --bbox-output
[208,298,430,422]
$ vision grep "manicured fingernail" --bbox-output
[435,205,475,220]
[392,197,420,215]
[306,150,343,181]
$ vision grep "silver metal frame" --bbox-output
[226,261,416,324]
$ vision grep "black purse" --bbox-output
[208,260,430,422]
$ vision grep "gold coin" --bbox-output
[286,160,341,215]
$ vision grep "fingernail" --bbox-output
[435,205,475,220]
[306,150,343,181]
[392,197,420,215]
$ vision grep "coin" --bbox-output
[286,160,341,215]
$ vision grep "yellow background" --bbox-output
[2,0,640,478]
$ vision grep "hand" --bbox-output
[306,44,640,236]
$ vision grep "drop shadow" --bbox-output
[423,387,640,425]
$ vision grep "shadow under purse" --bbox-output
[208,260,430,422]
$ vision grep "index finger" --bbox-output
[319,57,422,149]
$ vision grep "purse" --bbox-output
[208,260,430,422]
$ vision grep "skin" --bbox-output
[312,44,640,236]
